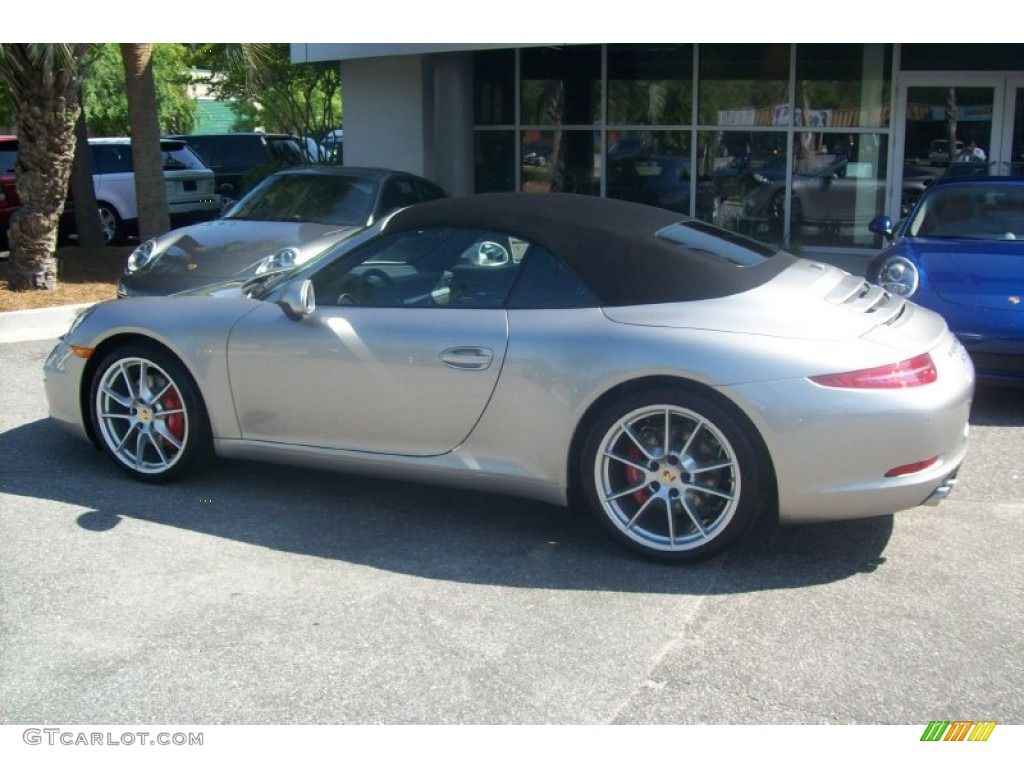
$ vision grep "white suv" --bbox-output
[88,137,220,243]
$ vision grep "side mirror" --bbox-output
[868,214,895,241]
[277,279,315,320]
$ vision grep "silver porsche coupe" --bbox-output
[44,193,974,562]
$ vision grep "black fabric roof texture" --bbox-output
[386,193,794,306]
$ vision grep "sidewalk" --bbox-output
[0,302,95,343]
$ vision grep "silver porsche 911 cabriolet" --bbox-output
[44,193,974,562]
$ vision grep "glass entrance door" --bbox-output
[894,75,1024,219]
[999,78,1024,176]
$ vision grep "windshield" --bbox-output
[907,184,1024,241]
[247,222,387,300]
[226,173,376,226]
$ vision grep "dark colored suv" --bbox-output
[164,132,309,201]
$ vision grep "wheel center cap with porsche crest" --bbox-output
[661,468,679,484]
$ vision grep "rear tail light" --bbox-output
[809,353,938,389]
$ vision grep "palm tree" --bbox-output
[0,43,91,290]
[120,44,169,240]
[122,44,270,243]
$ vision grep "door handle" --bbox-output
[439,347,493,370]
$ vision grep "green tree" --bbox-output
[0,44,91,290]
[192,43,341,142]
[82,43,195,136]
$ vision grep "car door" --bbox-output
[226,227,522,456]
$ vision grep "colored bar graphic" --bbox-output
[921,721,949,741]
[945,721,974,741]
[968,721,997,741]
[920,720,996,742]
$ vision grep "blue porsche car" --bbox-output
[867,176,1024,384]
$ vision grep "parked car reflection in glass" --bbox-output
[607,153,716,219]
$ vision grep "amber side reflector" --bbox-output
[885,456,939,478]
[70,346,94,359]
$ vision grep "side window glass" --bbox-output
[91,146,132,175]
[112,146,133,174]
[223,138,263,167]
[506,245,597,309]
[312,228,524,309]
[89,145,107,174]
[417,181,446,203]
[381,179,421,214]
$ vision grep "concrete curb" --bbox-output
[0,302,95,344]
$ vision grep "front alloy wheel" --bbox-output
[90,346,209,481]
[581,390,768,562]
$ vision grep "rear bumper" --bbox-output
[725,335,974,525]
[922,470,959,506]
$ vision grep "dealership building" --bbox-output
[291,43,1024,260]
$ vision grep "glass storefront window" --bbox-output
[697,130,787,233]
[1009,86,1023,177]
[787,135,888,249]
[474,49,515,126]
[475,131,516,193]
[521,46,601,126]
[520,130,599,195]
[794,44,891,129]
[607,44,692,126]
[605,131,704,216]
[471,44,913,251]
[698,44,790,127]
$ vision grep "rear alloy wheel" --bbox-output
[581,390,769,563]
[98,203,124,244]
[90,346,209,482]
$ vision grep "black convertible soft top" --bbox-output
[384,193,797,306]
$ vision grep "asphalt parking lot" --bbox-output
[1,337,1022,726]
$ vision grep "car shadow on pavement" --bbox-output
[3,417,897,595]
[970,382,1024,427]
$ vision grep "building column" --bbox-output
[338,52,474,197]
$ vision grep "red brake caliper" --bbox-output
[624,445,650,505]
[162,389,185,444]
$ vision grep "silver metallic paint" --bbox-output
[45,260,975,527]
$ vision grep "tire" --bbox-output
[579,389,770,563]
[89,345,210,482]
[98,203,124,244]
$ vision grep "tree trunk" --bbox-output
[945,88,959,165]
[70,94,105,248]
[120,44,169,241]
[4,45,88,290]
